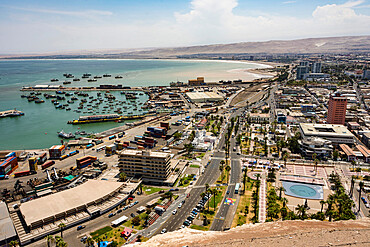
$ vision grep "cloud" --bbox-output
[282,1,296,4]
[0,0,370,53]
[3,5,112,18]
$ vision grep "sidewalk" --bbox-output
[258,172,267,223]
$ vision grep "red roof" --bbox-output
[121,227,133,237]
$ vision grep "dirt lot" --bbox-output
[230,83,268,107]
[132,219,370,247]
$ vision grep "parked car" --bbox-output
[117,209,122,214]
[172,209,177,215]
[130,213,136,218]
[80,236,88,242]
[77,225,86,231]
[108,213,116,218]
[161,229,167,234]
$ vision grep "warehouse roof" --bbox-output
[186,92,223,101]
[0,202,17,242]
[20,180,122,226]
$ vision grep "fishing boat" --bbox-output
[73,78,80,81]
[94,75,102,79]
[87,78,97,82]
[103,74,111,77]
[63,81,71,85]
[35,100,45,103]
[51,78,59,82]
[58,130,75,139]
[115,75,123,79]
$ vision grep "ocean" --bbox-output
[0,59,268,150]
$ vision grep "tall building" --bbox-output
[296,66,309,80]
[299,61,309,67]
[118,150,171,183]
[327,92,347,125]
[312,62,322,73]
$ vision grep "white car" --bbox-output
[178,203,183,208]
[172,209,177,215]
[161,229,167,234]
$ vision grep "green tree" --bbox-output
[320,200,326,213]
[211,188,219,211]
[243,167,248,194]
[277,186,285,199]
[45,235,54,247]
[85,237,94,247]
[332,149,339,161]
[108,241,119,247]
[358,181,364,212]
[165,191,173,201]
[225,165,231,183]
[132,216,141,226]
[295,204,306,219]
[58,223,66,238]
[119,172,127,182]
[174,132,182,140]
[9,241,19,247]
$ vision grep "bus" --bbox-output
[235,183,240,194]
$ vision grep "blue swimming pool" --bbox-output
[282,181,323,200]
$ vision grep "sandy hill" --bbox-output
[130,219,370,247]
[120,35,370,58]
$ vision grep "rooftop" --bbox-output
[299,123,354,138]
[20,180,123,226]
[0,202,17,242]
[120,149,169,158]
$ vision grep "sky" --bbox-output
[0,0,369,54]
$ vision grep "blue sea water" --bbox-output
[0,59,265,150]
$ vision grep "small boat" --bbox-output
[58,130,75,139]
[94,75,102,79]
[103,74,111,77]
[88,79,97,82]
[115,75,123,79]
[83,73,91,77]
[82,75,89,78]
[66,108,71,111]
[21,95,27,98]
[63,81,71,85]
[35,100,45,103]
[51,78,59,82]
[73,78,80,81]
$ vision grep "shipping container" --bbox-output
[39,152,47,164]
[14,170,34,177]
[108,135,116,140]
[59,154,69,161]
[42,160,55,169]
[124,141,130,146]
[49,145,66,159]
[138,146,145,150]
[69,150,80,156]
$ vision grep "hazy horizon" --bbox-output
[1,0,370,54]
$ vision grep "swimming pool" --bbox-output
[282,181,323,200]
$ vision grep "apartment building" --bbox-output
[327,92,347,125]
[118,150,172,184]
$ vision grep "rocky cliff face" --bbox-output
[129,219,370,247]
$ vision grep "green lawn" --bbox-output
[90,226,112,239]
[90,226,138,246]
[208,186,226,210]
[190,164,200,168]
[122,212,148,230]
[142,186,163,195]
[178,174,194,187]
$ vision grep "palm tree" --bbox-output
[58,223,66,238]
[358,181,364,212]
[295,204,306,219]
[85,237,94,247]
[256,173,261,180]
[96,237,102,247]
[320,200,326,213]
[205,183,209,193]
[278,186,285,199]
[219,165,224,181]
[138,182,143,194]
[211,188,219,211]
[9,240,19,247]
[45,235,54,247]
[350,176,355,197]
[243,168,248,194]
[282,197,288,208]
[282,152,289,167]
[57,241,68,247]
[225,165,231,183]
[119,172,127,182]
